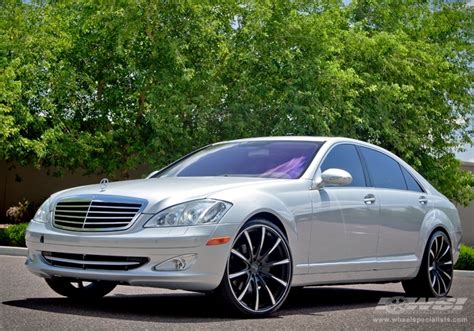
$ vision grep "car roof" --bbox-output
[218,136,333,144]
[216,136,381,147]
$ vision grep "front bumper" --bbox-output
[25,221,240,291]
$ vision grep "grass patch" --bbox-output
[454,244,474,271]
[0,223,28,247]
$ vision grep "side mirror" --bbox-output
[314,168,352,189]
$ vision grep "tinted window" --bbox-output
[401,167,424,192]
[321,144,366,187]
[360,147,406,190]
[159,141,323,179]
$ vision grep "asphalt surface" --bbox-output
[1,255,472,330]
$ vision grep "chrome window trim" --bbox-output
[399,163,427,193]
[356,144,427,193]
[311,140,427,193]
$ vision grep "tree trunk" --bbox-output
[137,92,145,125]
[97,79,104,101]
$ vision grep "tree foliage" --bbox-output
[1,0,473,204]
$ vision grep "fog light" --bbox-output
[153,254,197,271]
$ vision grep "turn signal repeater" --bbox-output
[206,236,231,246]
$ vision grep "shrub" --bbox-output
[0,223,28,247]
[6,200,35,224]
[0,228,8,246]
[454,244,474,271]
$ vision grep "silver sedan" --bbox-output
[26,137,462,317]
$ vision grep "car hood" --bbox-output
[51,176,281,213]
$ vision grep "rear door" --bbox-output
[359,147,430,270]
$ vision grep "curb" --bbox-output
[0,246,27,257]
[454,270,474,278]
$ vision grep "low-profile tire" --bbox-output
[216,219,293,317]
[402,230,454,297]
[45,278,117,300]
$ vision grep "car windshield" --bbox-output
[157,140,323,179]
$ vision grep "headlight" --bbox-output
[33,198,51,223]
[144,199,232,227]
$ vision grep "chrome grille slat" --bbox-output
[55,210,91,214]
[54,220,85,225]
[88,206,139,209]
[76,216,136,219]
[55,214,87,219]
[44,256,141,266]
[56,210,137,214]
[55,205,90,208]
[53,196,146,232]
[74,222,128,226]
[41,251,149,271]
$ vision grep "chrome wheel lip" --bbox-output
[428,234,453,297]
[227,223,292,314]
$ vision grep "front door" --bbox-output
[309,144,380,274]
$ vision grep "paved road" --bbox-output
[1,255,472,330]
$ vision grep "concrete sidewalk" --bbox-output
[0,246,27,256]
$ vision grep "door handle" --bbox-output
[418,196,428,205]
[364,194,376,205]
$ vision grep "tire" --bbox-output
[45,278,117,300]
[402,230,454,297]
[216,219,293,317]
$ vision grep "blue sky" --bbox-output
[457,145,474,163]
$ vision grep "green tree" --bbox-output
[0,0,472,204]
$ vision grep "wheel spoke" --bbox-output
[262,271,288,287]
[435,274,441,295]
[238,276,252,301]
[231,249,250,265]
[437,270,447,294]
[259,275,276,305]
[261,238,281,261]
[229,270,249,279]
[436,236,444,259]
[439,260,453,267]
[265,258,290,267]
[271,275,288,287]
[431,273,437,288]
[256,227,266,259]
[254,276,260,311]
[438,245,450,261]
[244,231,254,260]
[430,249,435,259]
[439,268,452,281]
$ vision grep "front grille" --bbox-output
[53,197,145,232]
[41,251,149,271]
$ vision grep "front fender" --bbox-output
[209,186,311,269]
[216,190,297,241]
